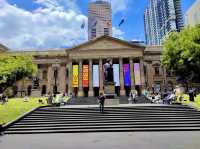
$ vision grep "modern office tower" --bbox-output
[144,0,184,45]
[144,0,160,45]
[186,0,200,26]
[88,0,112,40]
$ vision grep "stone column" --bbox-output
[119,58,125,96]
[149,63,154,87]
[58,65,66,93]
[88,59,94,96]
[140,59,145,89]
[68,60,72,96]
[129,58,135,91]
[47,65,53,93]
[99,59,104,93]
[78,60,83,97]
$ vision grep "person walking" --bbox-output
[98,93,106,113]
[189,88,195,102]
[0,124,4,136]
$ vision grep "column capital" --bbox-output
[129,58,133,62]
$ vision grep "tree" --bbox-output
[162,25,200,84]
[0,53,37,93]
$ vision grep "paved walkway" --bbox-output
[1,131,200,149]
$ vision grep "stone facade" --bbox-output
[0,43,9,52]
[10,36,175,97]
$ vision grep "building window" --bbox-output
[91,28,96,38]
[42,70,47,80]
[104,28,109,36]
[155,67,160,76]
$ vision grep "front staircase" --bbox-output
[4,105,200,134]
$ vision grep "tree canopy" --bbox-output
[0,53,37,93]
[162,25,200,83]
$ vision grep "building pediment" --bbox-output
[68,36,145,59]
[68,36,145,52]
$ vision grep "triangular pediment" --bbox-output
[68,36,145,52]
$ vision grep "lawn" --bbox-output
[176,94,200,109]
[193,94,200,108]
[0,97,47,125]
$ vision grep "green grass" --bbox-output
[176,94,200,109]
[0,97,47,125]
[193,94,200,108]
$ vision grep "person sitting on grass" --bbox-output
[1,94,7,105]
[23,94,29,102]
[38,99,44,104]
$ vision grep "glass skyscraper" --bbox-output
[144,0,184,45]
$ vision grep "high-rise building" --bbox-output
[144,0,184,45]
[88,0,112,40]
[186,0,200,26]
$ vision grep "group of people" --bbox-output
[46,92,70,106]
[145,86,199,104]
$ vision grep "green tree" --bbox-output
[0,53,37,93]
[162,25,200,84]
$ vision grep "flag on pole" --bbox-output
[119,19,125,27]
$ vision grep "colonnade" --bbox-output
[68,57,145,97]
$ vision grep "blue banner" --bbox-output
[123,64,131,86]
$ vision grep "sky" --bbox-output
[0,0,196,50]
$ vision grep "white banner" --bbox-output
[113,64,120,86]
[93,65,99,87]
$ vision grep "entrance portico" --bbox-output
[67,36,145,97]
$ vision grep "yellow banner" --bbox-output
[73,65,79,87]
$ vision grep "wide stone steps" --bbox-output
[4,105,200,134]
[10,121,200,128]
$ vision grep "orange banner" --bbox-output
[82,65,89,87]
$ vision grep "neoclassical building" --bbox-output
[1,36,175,97]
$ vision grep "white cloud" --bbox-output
[111,0,130,15]
[0,0,129,50]
[112,27,124,39]
[0,0,87,50]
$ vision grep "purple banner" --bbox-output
[123,64,131,86]
[134,63,141,85]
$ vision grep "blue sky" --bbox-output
[0,0,196,50]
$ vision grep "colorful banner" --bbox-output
[113,64,120,86]
[93,65,99,87]
[72,65,79,87]
[82,65,89,87]
[134,63,141,85]
[123,64,131,86]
